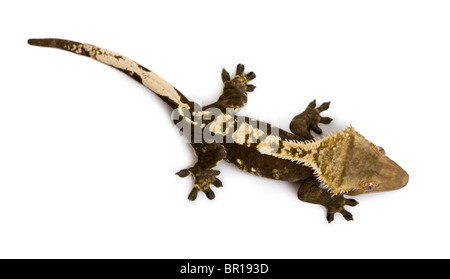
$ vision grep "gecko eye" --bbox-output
[363,182,377,192]
[377,146,386,156]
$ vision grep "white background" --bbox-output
[0,0,449,259]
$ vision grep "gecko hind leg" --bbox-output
[289,100,332,140]
[176,142,226,200]
[297,178,358,222]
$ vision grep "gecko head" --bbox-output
[343,144,409,196]
[313,127,409,196]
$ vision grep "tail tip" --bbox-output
[27,38,58,47]
[28,38,38,46]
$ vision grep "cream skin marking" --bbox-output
[67,43,189,109]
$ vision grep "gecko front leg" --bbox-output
[176,142,226,200]
[297,178,358,222]
[289,100,333,140]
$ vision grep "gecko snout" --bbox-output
[400,172,409,188]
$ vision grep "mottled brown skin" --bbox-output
[28,38,408,222]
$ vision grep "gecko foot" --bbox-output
[176,166,223,201]
[289,99,333,138]
[222,64,256,93]
[325,196,359,223]
[298,178,358,223]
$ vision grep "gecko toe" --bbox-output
[176,169,190,177]
[340,209,354,221]
[319,117,333,124]
[307,99,317,109]
[212,178,223,188]
[236,64,245,75]
[245,71,256,81]
[246,84,256,92]
[326,213,335,223]
[311,123,323,134]
[316,101,331,112]
[222,68,231,82]
[345,198,359,207]
[204,188,216,200]
[188,187,199,201]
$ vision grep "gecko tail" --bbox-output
[28,38,63,48]
[28,38,191,110]
[28,38,51,46]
